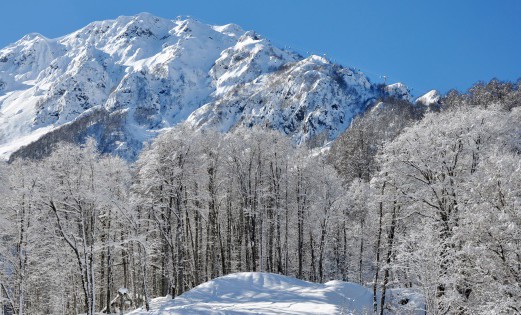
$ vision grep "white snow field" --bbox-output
[129,272,424,315]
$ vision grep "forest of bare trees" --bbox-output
[1,79,521,314]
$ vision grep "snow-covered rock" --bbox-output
[384,82,412,101]
[128,272,424,315]
[415,89,441,106]
[0,13,412,160]
[118,287,129,295]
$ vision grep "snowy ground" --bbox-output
[128,272,424,315]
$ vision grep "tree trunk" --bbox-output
[380,203,397,315]
[373,180,386,313]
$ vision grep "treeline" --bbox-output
[0,127,355,315]
[0,78,520,315]
[443,78,521,110]
[330,78,521,314]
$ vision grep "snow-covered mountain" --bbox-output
[0,13,411,160]
[128,272,424,314]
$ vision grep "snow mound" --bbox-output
[129,272,424,314]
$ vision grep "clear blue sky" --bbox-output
[1,0,520,96]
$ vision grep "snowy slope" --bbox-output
[128,273,424,315]
[0,13,411,160]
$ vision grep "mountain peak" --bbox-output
[112,12,171,25]
[212,23,245,38]
[385,82,412,101]
[133,11,160,20]
[0,14,412,161]
[19,32,49,43]
[415,89,441,106]
[303,54,330,65]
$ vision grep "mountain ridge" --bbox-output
[0,13,411,160]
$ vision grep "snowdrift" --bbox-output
[129,272,424,314]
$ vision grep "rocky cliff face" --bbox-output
[0,13,410,160]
